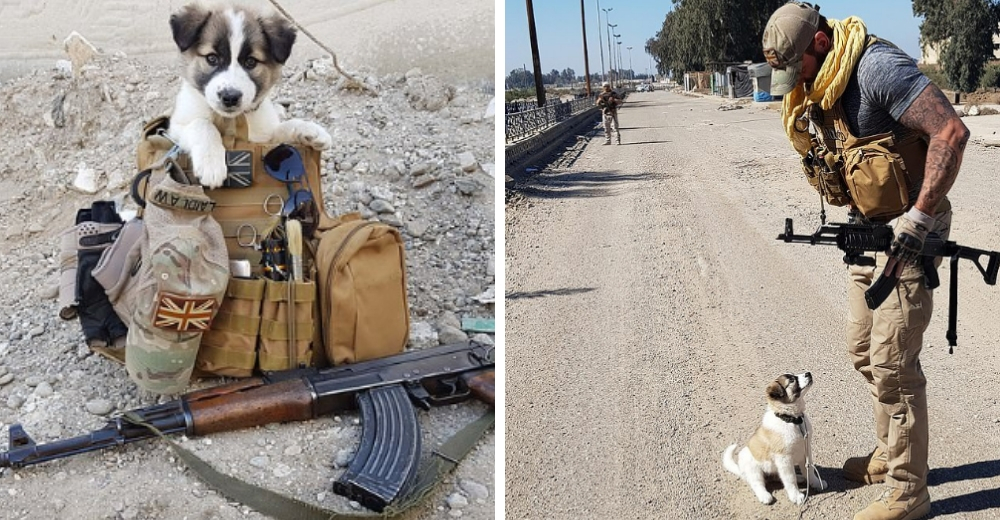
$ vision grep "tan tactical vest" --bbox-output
[803,37,950,221]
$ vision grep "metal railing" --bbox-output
[505,97,596,143]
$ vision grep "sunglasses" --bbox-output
[263,144,315,216]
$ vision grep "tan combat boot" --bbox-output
[853,488,930,520]
[843,447,889,484]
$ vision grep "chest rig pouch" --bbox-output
[800,119,852,208]
[810,100,925,221]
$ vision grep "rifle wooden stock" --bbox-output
[186,377,315,436]
[461,370,495,406]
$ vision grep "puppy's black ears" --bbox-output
[261,15,297,64]
[766,381,786,400]
[171,5,212,52]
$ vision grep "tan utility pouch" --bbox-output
[196,277,265,377]
[315,213,409,365]
[841,136,909,220]
[258,279,318,371]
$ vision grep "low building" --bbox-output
[921,34,1000,65]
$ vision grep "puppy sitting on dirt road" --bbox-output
[722,372,827,505]
[168,3,333,187]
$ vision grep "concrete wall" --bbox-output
[0,0,493,82]
[505,108,600,178]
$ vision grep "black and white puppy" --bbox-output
[168,3,332,187]
[722,372,827,505]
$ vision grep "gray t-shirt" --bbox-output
[839,40,931,208]
[839,41,931,139]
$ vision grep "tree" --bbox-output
[914,0,1000,92]
[560,67,576,85]
[645,0,787,77]
[506,68,535,90]
[545,68,560,85]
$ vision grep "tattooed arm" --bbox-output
[899,84,969,215]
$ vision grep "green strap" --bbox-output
[385,411,496,514]
[122,408,494,520]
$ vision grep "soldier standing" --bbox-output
[762,3,968,519]
[596,82,621,145]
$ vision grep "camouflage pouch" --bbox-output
[125,163,229,394]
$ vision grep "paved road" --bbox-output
[505,90,1000,519]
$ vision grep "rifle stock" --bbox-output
[462,370,496,405]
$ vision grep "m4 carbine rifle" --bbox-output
[0,342,495,512]
[777,218,1000,351]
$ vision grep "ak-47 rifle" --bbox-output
[777,218,1000,351]
[0,342,495,512]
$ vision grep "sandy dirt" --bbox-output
[505,90,1000,519]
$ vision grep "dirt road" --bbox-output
[505,90,1000,519]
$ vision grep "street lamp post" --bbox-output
[580,0,592,96]
[607,22,617,86]
[627,46,633,84]
[596,1,606,83]
[613,36,622,86]
[619,41,624,84]
[525,0,545,107]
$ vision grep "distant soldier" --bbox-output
[596,82,621,145]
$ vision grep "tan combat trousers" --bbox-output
[846,209,952,497]
[603,111,620,143]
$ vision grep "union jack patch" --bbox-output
[223,150,253,188]
[153,292,217,331]
[763,48,781,68]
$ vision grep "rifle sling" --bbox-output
[122,408,495,519]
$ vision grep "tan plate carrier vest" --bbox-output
[803,37,950,221]
[134,115,409,376]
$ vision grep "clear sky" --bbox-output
[505,1,925,78]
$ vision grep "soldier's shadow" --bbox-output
[926,460,1000,517]
[758,460,1000,516]
[929,459,1000,485]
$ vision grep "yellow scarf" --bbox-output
[781,17,868,156]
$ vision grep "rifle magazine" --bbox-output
[333,383,421,512]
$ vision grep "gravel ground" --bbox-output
[0,46,495,520]
[506,89,1000,519]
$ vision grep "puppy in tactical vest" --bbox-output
[167,2,332,187]
[723,373,827,505]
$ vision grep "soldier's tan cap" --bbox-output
[762,2,821,96]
